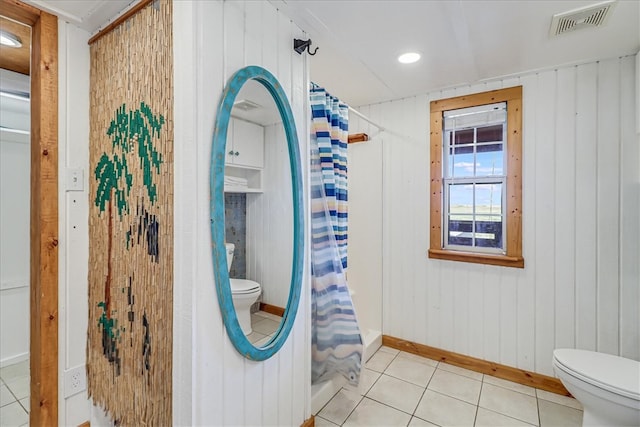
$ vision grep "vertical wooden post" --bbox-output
[29,10,58,427]
[0,0,59,423]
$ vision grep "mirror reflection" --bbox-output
[223,78,293,347]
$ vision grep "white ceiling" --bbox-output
[274,0,640,106]
[25,0,132,32]
[23,0,640,108]
[232,79,283,126]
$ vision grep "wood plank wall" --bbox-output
[348,56,639,376]
[174,1,310,426]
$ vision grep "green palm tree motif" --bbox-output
[94,102,164,367]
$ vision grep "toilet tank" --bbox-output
[225,243,235,273]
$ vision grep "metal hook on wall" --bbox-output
[293,39,319,56]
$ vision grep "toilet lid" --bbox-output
[230,278,261,294]
[553,349,640,400]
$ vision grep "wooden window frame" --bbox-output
[429,86,523,268]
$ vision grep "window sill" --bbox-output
[428,248,524,268]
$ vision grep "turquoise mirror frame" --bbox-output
[210,66,304,361]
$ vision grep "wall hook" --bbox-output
[293,38,319,56]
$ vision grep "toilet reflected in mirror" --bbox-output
[225,242,261,335]
[223,77,294,347]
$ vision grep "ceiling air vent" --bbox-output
[233,99,262,111]
[549,0,617,37]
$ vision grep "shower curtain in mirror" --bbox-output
[310,84,363,385]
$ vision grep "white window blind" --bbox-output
[442,102,507,254]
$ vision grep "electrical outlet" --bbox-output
[64,365,86,398]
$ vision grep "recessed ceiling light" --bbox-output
[0,31,22,48]
[398,52,421,64]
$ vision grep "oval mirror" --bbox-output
[210,66,304,360]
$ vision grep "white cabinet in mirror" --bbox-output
[224,117,264,193]
[227,118,264,168]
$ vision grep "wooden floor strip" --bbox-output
[300,415,315,427]
[259,302,285,317]
[382,335,570,396]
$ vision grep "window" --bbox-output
[429,86,523,268]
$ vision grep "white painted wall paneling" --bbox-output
[0,287,29,365]
[247,123,293,309]
[517,72,538,372]
[175,1,311,425]
[0,68,30,365]
[597,59,623,356]
[618,54,640,360]
[574,62,598,353]
[0,131,30,366]
[554,66,577,352]
[347,55,639,377]
[192,0,226,422]
[58,20,91,426]
[534,70,557,374]
[346,109,384,337]
[172,1,197,424]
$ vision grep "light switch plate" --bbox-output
[66,168,84,192]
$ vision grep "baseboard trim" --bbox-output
[259,302,285,317]
[0,352,28,368]
[382,335,570,396]
[300,415,315,427]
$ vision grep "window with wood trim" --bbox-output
[429,86,523,268]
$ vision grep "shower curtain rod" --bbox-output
[312,82,386,132]
[348,106,385,131]
[312,81,412,141]
[348,105,417,142]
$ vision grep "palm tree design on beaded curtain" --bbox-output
[94,102,164,372]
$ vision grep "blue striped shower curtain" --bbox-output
[310,84,363,385]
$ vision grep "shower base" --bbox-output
[310,328,382,414]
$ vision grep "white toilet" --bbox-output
[552,349,640,426]
[225,243,262,335]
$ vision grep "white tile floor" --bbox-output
[0,339,584,427]
[315,346,583,427]
[0,359,29,427]
[247,310,282,347]
[0,312,277,427]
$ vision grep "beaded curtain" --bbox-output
[87,1,173,424]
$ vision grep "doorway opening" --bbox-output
[0,0,58,425]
